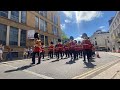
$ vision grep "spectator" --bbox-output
[6,46,13,60]
[23,48,28,59]
[0,44,4,61]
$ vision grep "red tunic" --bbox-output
[48,45,54,52]
[34,47,41,52]
[69,41,76,50]
[41,46,45,52]
[64,44,69,51]
[81,39,92,50]
[56,43,63,52]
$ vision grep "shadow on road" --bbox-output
[51,59,60,62]
[66,60,76,64]
[83,61,96,68]
[4,64,34,73]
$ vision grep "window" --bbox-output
[45,36,48,46]
[45,21,47,32]
[20,30,26,47]
[53,15,58,25]
[51,13,53,22]
[53,26,58,35]
[11,11,19,22]
[95,41,97,45]
[108,40,109,43]
[40,19,44,31]
[0,11,8,18]
[40,19,47,32]
[95,37,96,39]
[21,11,26,24]
[41,35,44,43]
[0,24,7,45]
[35,16,39,29]
[39,11,47,18]
[9,27,18,45]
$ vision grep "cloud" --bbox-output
[62,11,103,23]
[60,24,65,30]
[65,19,71,23]
[62,11,73,19]
[99,26,105,29]
[74,11,103,23]
[74,35,83,42]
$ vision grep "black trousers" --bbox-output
[32,52,41,64]
[41,52,45,59]
[78,50,83,57]
[56,51,63,59]
[83,49,91,61]
[75,51,79,59]
[69,49,76,60]
[48,51,54,58]
[65,50,69,58]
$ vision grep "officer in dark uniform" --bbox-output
[81,33,92,62]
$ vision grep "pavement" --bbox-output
[91,52,120,79]
[0,52,120,79]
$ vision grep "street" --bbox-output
[0,52,119,79]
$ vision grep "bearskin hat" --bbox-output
[41,42,44,45]
[70,36,74,40]
[58,39,61,42]
[51,41,54,44]
[34,32,39,39]
[74,40,77,43]
[78,41,81,43]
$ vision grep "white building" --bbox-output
[90,30,111,51]
[109,11,120,52]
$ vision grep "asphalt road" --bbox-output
[0,52,119,79]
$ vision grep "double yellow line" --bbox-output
[72,60,120,79]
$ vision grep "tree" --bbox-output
[61,30,68,43]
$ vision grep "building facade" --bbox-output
[0,11,61,59]
[90,30,111,51]
[109,11,120,52]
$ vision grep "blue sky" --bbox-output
[60,11,116,41]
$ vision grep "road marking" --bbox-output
[3,63,54,79]
[72,59,120,79]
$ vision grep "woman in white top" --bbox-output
[0,44,4,61]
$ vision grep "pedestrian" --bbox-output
[23,48,28,59]
[81,34,92,62]
[31,33,42,64]
[69,36,76,62]
[27,47,30,58]
[29,47,33,58]
[6,46,13,60]
[41,42,45,59]
[48,41,54,59]
[0,44,4,61]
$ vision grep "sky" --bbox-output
[59,11,116,41]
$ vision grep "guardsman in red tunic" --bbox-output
[48,42,54,59]
[74,40,79,60]
[32,33,42,64]
[78,41,83,58]
[41,42,45,59]
[69,36,76,62]
[64,41,69,59]
[55,39,63,60]
[81,36,92,62]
